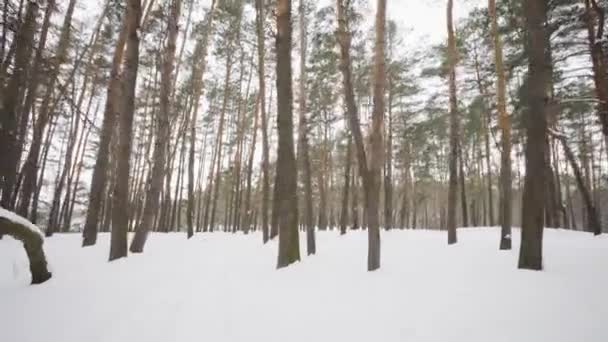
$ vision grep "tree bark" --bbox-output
[130,0,181,253]
[82,13,129,247]
[0,1,38,209]
[275,0,301,269]
[110,0,141,261]
[489,0,512,249]
[518,0,548,271]
[336,0,385,270]
[297,0,315,255]
[446,0,458,244]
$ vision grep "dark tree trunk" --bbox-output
[110,0,141,261]
[518,0,548,271]
[446,0,458,244]
[82,13,129,247]
[275,0,300,268]
[0,1,38,209]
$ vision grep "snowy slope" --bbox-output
[1,228,607,342]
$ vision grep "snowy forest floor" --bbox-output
[1,228,607,342]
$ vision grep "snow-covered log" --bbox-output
[0,208,52,284]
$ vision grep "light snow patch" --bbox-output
[1,229,607,342]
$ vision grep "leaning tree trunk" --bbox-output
[275,0,300,269]
[552,131,602,235]
[518,0,548,271]
[446,0,458,244]
[0,209,52,284]
[336,0,384,271]
[82,13,129,247]
[110,0,142,261]
[130,0,181,253]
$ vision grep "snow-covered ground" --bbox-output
[1,228,607,342]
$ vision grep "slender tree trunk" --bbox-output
[110,0,141,261]
[336,0,385,270]
[82,13,129,247]
[340,137,352,235]
[275,0,300,268]
[552,131,602,235]
[297,0,315,254]
[518,0,548,271]
[490,0,512,249]
[446,0,458,244]
[459,143,468,227]
[130,0,181,252]
[255,0,270,244]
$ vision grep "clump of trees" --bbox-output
[0,0,605,273]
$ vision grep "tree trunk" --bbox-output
[489,0,512,248]
[0,211,51,284]
[255,0,270,243]
[458,143,468,227]
[340,137,352,235]
[518,0,548,271]
[275,0,300,269]
[446,0,458,244]
[82,13,129,247]
[297,0,315,254]
[552,132,602,235]
[0,1,38,209]
[336,0,385,271]
[110,0,141,261]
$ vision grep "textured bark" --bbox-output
[297,0,315,255]
[110,0,141,261]
[130,0,181,253]
[446,0,458,245]
[275,0,300,269]
[0,215,51,284]
[518,0,548,271]
[336,0,384,270]
[82,13,129,247]
[0,1,38,209]
[255,0,270,244]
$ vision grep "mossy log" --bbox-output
[0,216,52,284]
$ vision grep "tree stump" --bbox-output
[0,214,52,284]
